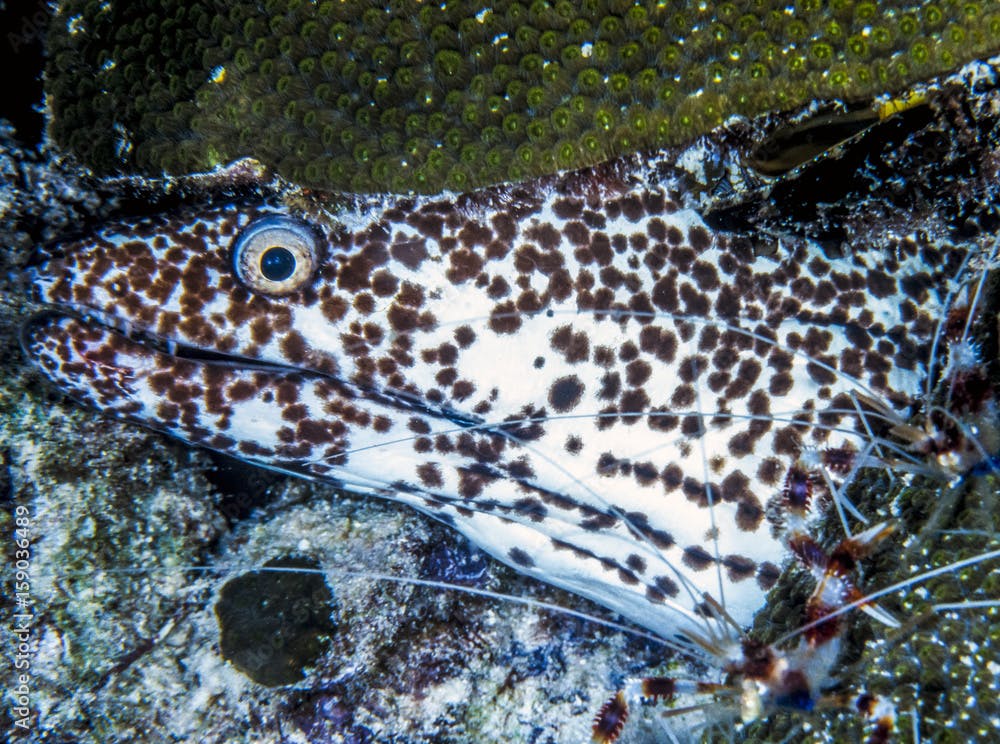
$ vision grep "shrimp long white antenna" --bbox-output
[775,544,1000,648]
[932,599,1000,612]
[955,241,997,353]
[691,355,728,617]
[38,562,677,647]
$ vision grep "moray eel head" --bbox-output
[22,201,386,476]
[24,202,344,384]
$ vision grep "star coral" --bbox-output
[46,0,1000,193]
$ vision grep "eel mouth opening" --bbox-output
[21,307,301,375]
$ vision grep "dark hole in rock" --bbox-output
[204,451,286,526]
[746,104,880,177]
[215,555,336,686]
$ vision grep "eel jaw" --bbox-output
[22,306,302,376]
[20,310,313,416]
[19,310,362,479]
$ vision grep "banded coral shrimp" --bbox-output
[592,250,1000,744]
[793,257,1000,744]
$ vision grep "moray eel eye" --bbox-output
[232,216,317,295]
[260,245,296,281]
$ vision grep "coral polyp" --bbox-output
[46,0,1000,192]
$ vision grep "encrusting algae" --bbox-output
[47,0,1000,193]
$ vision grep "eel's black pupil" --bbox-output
[260,246,296,281]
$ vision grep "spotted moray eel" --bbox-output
[21,146,970,644]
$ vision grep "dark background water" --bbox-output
[1,0,49,145]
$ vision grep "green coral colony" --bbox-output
[48,0,1000,193]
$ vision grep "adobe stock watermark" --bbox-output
[9,502,35,733]
[6,3,49,55]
